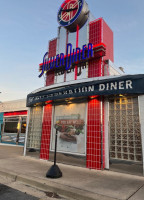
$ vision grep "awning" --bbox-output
[27,74,144,107]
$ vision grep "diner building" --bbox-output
[25,0,144,175]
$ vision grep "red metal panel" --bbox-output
[88,58,102,78]
[75,25,79,80]
[86,97,102,170]
[4,111,27,116]
[46,71,55,86]
[88,18,102,78]
[87,19,105,169]
[48,38,57,58]
[89,18,102,45]
[40,104,52,160]
[45,38,57,86]
[88,18,114,77]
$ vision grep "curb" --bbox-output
[0,169,117,200]
[0,170,17,181]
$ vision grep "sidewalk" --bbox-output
[0,145,144,200]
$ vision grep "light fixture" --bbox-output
[119,94,124,97]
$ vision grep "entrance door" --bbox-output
[109,96,142,163]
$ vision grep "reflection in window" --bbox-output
[2,116,27,145]
[21,117,27,133]
[4,117,19,133]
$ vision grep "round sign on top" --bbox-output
[57,0,89,32]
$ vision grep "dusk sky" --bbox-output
[0,0,144,102]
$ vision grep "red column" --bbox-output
[40,103,52,160]
[75,25,79,80]
[87,97,102,169]
[86,17,113,169]
[87,19,104,169]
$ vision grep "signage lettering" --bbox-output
[99,80,133,91]
[27,74,144,107]
[39,43,93,77]
[27,79,134,106]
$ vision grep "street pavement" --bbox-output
[0,175,68,200]
[0,183,38,200]
[0,145,144,200]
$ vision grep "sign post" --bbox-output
[46,127,62,178]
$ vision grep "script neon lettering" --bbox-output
[39,43,94,77]
[39,52,48,78]
[76,47,81,62]
[88,43,93,58]
[56,55,59,68]
[82,45,87,60]
[66,43,72,70]
[72,49,75,63]
[60,53,64,66]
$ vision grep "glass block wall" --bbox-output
[27,106,43,149]
[109,96,142,162]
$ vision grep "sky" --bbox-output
[0,0,144,102]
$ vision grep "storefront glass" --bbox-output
[2,117,19,144]
[19,116,27,145]
[51,103,87,155]
[1,116,27,145]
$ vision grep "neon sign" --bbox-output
[39,43,93,78]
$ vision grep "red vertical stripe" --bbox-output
[87,97,102,170]
[40,104,52,160]
[64,30,69,82]
[75,25,79,80]
[46,39,57,86]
